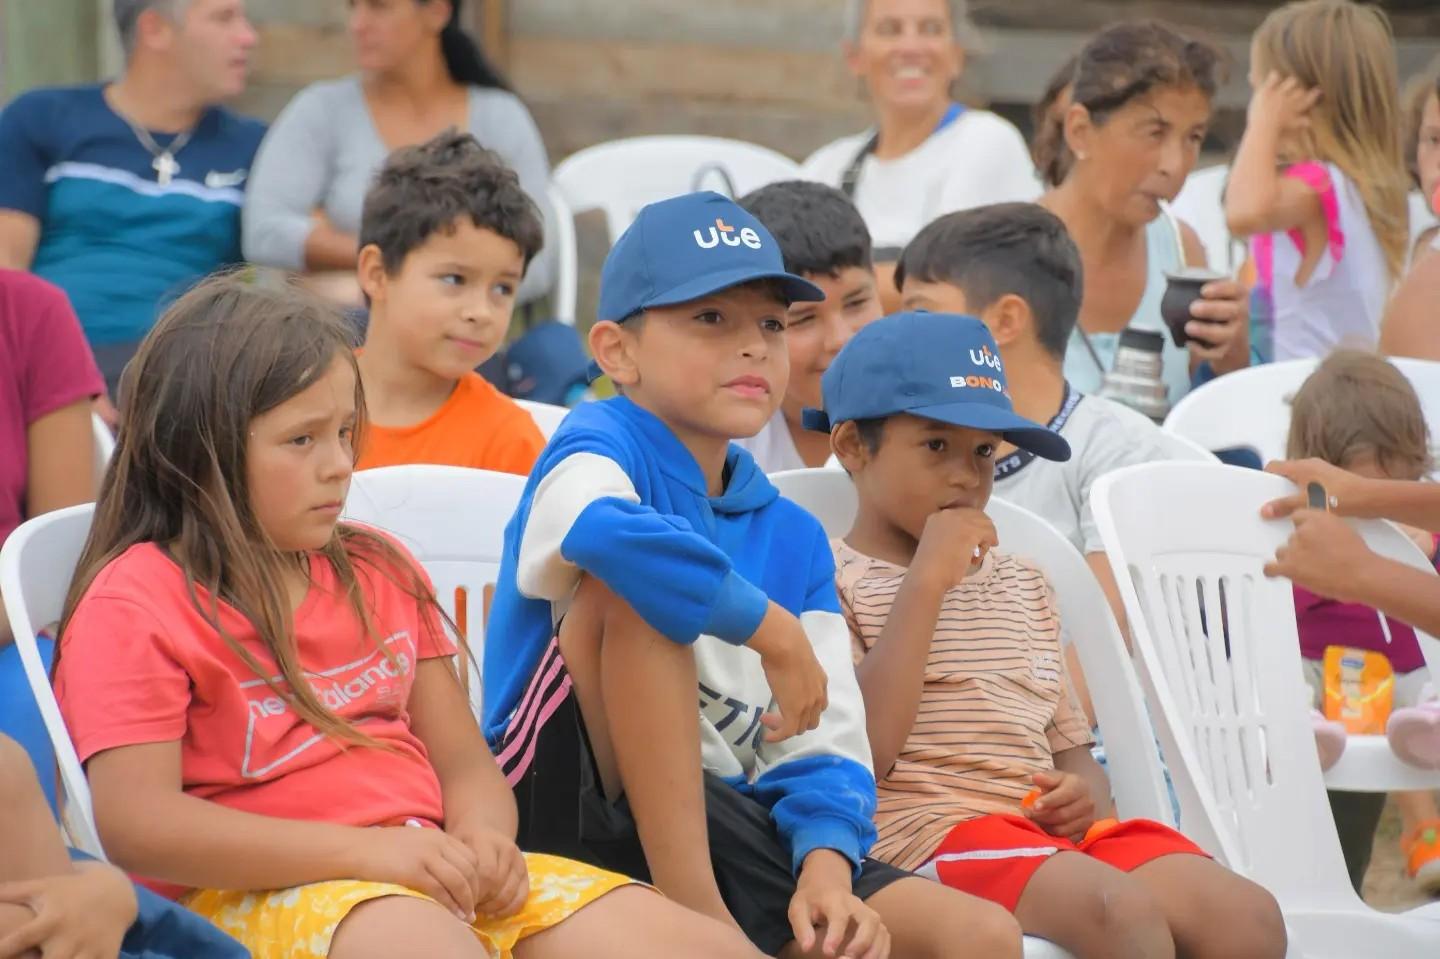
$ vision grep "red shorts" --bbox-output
[917,815,1209,912]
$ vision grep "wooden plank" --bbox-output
[508,37,857,107]
[248,21,353,86]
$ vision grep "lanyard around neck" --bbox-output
[993,382,1079,481]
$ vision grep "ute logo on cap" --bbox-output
[694,217,763,251]
[948,345,1008,394]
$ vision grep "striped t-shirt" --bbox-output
[836,542,1094,870]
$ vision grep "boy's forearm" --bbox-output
[99,789,367,892]
[855,571,948,777]
[798,848,854,892]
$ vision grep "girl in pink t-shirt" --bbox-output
[53,275,761,959]
[1225,0,1410,361]
[1287,351,1440,893]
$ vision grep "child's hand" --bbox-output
[1249,71,1322,136]
[789,850,890,959]
[447,823,530,919]
[0,861,138,959]
[1025,770,1096,841]
[750,601,829,743]
[910,507,999,591]
[355,825,483,922]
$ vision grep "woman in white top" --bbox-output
[802,0,1039,309]
[1038,22,1251,408]
[243,0,554,305]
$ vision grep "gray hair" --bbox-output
[113,0,193,54]
[844,0,982,49]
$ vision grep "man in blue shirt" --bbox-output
[0,0,264,396]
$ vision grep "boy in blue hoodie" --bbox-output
[483,191,1021,958]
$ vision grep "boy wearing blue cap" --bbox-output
[483,192,1022,958]
[822,312,1287,959]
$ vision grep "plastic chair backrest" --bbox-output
[1089,461,1440,910]
[546,182,578,326]
[515,399,569,440]
[91,414,114,490]
[553,135,801,245]
[1153,429,1220,463]
[0,503,105,856]
[1163,359,1318,463]
[344,466,527,719]
[767,468,1172,823]
[1170,164,1245,274]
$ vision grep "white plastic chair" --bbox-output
[552,135,802,245]
[515,399,569,440]
[91,413,114,490]
[1153,429,1220,463]
[1163,359,1320,464]
[344,466,526,719]
[1091,462,1440,956]
[0,503,105,857]
[546,182,578,326]
[1170,164,1245,275]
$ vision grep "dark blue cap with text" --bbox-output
[803,311,1071,462]
[597,191,825,322]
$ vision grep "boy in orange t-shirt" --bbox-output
[355,131,546,475]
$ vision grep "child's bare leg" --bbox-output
[0,735,72,942]
[1015,852,1175,959]
[558,577,730,923]
[794,875,1022,959]
[329,896,489,958]
[515,886,764,959]
[1395,790,1440,834]
[1129,855,1286,959]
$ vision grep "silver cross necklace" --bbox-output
[117,113,196,186]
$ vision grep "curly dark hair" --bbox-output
[359,129,544,274]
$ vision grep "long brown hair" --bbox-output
[1252,0,1410,281]
[1287,350,1432,480]
[58,273,457,748]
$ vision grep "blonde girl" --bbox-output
[51,275,762,959]
[1225,0,1410,362]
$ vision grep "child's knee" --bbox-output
[929,899,1022,959]
[1075,872,1170,946]
[1193,880,1287,959]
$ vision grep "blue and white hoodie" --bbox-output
[483,396,876,874]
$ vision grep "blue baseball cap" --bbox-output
[803,311,1071,462]
[597,191,824,322]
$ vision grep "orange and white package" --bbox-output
[1323,645,1395,735]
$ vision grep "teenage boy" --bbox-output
[0,0,264,398]
[355,131,546,475]
[821,310,1288,959]
[896,203,1173,645]
[482,191,1022,958]
[736,181,883,472]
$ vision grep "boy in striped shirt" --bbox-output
[816,311,1287,959]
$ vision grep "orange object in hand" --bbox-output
[1021,789,1041,810]
[1083,818,1121,843]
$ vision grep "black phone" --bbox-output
[1306,482,1329,511]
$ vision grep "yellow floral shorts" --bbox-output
[182,852,635,958]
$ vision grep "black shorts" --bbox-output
[499,637,909,955]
